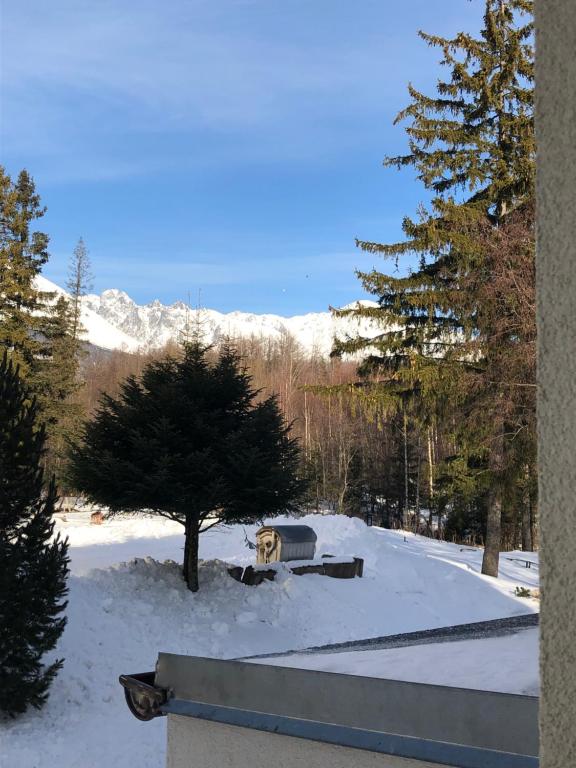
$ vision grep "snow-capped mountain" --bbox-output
[35,276,141,352]
[36,276,383,357]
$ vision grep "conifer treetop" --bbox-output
[333,0,534,367]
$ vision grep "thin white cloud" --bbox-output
[3,1,396,128]
[1,0,480,181]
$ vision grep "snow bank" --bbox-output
[1,514,539,768]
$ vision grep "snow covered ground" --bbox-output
[1,513,539,768]
[257,629,539,696]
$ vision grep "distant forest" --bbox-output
[81,332,536,553]
[1,1,536,579]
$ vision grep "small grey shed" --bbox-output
[256,525,317,564]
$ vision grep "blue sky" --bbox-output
[1,0,480,315]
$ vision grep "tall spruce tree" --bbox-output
[0,168,85,487]
[334,0,534,575]
[0,167,49,376]
[0,353,69,717]
[66,237,92,343]
[69,342,306,592]
[36,296,85,485]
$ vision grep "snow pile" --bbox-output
[1,514,539,768]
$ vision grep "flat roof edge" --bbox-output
[155,653,539,758]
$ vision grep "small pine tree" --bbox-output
[0,167,49,376]
[66,237,93,343]
[69,342,306,592]
[0,353,69,717]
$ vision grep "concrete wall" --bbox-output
[536,1,576,766]
[166,715,450,768]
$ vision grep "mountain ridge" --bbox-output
[36,276,382,357]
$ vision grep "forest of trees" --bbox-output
[0,1,537,584]
[333,0,535,575]
[0,0,537,724]
[77,323,534,554]
[71,2,537,564]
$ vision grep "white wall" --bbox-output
[166,715,448,768]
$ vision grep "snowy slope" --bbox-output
[83,288,383,356]
[33,275,383,356]
[259,629,539,695]
[1,514,539,768]
[35,276,141,352]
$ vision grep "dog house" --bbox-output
[256,525,317,564]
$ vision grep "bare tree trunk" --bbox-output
[482,488,502,577]
[183,518,200,592]
[427,426,435,530]
[522,465,533,552]
[320,443,327,502]
[415,432,421,533]
[530,483,539,550]
[337,484,347,514]
[337,450,352,514]
[506,502,517,551]
[183,520,190,582]
[403,410,409,529]
[303,390,310,461]
[521,504,532,551]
